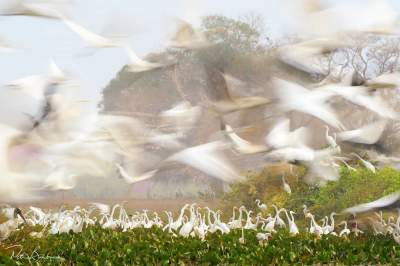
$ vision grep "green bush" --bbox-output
[308,166,400,215]
[224,164,400,217]
[2,227,400,265]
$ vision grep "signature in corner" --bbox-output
[11,248,65,262]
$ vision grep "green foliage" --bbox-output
[223,163,307,212]
[308,166,400,215]
[1,227,400,265]
[224,165,400,217]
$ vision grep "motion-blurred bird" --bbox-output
[265,118,310,149]
[343,191,400,214]
[62,18,120,48]
[165,141,243,183]
[115,163,157,184]
[124,45,171,72]
[209,74,271,114]
[366,73,400,90]
[337,120,386,145]
[273,78,344,130]
[0,0,65,19]
[169,19,210,49]
[160,101,201,133]
[222,123,268,154]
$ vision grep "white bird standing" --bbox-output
[324,126,338,148]
[352,153,376,173]
[284,210,299,235]
[282,175,292,194]
[255,199,267,212]
[338,221,350,237]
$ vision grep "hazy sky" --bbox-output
[0,0,400,103]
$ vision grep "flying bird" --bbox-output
[115,163,157,184]
[165,141,243,183]
[124,45,171,72]
[169,19,210,49]
[209,74,271,114]
[273,78,344,130]
[366,73,400,90]
[265,118,310,149]
[159,101,201,133]
[0,0,65,19]
[343,191,400,214]
[62,18,120,48]
[222,123,268,155]
[337,120,386,145]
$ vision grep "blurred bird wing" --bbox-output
[265,147,315,162]
[48,58,66,82]
[6,75,48,100]
[44,168,77,190]
[116,163,157,184]
[300,0,397,35]
[277,39,348,75]
[274,78,343,129]
[337,120,387,144]
[343,191,400,214]
[160,101,201,131]
[0,1,63,19]
[63,18,116,47]
[367,73,400,89]
[0,123,43,201]
[265,119,290,148]
[304,158,339,184]
[124,46,165,72]
[222,73,251,99]
[166,141,243,183]
[323,84,398,119]
[169,19,209,49]
[224,124,267,154]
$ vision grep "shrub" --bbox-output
[223,164,400,217]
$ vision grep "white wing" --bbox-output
[343,191,400,214]
[63,18,118,48]
[166,141,243,183]
[274,78,343,129]
[337,120,386,144]
[116,163,157,184]
[224,124,267,154]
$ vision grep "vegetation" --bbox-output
[224,164,400,217]
[1,227,400,265]
[0,165,399,264]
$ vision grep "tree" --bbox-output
[316,34,400,82]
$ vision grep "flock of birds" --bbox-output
[0,0,400,248]
[2,200,400,246]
